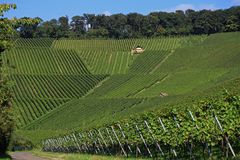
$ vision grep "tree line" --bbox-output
[18,6,240,39]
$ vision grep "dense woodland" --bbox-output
[18,6,240,39]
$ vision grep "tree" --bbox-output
[193,10,218,35]
[108,14,127,38]
[87,28,109,38]
[83,14,95,28]
[154,25,167,36]
[70,16,85,37]
[94,14,109,29]
[41,19,59,38]
[58,16,69,38]
[16,6,240,39]
[127,13,144,37]
[0,4,17,155]
[19,17,42,38]
[225,15,239,32]
[0,3,38,155]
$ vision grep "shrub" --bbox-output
[0,75,14,155]
[8,134,33,151]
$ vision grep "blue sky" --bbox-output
[2,0,240,20]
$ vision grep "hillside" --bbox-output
[3,32,240,145]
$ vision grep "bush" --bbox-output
[0,75,14,155]
[8,134,33,151]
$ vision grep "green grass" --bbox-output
[0,154,11,160]
[155,33,240,73]
[136,69,228,97]
[31,150,148,160]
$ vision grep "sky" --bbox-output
[1,0,240,21]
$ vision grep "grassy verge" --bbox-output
[0,153,11,160]
[31,150,148,160]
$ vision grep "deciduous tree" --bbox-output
[0,3,39,155]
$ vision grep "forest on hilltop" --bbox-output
[19,6,240,39]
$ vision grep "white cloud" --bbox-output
[103,11,111,16]
[174,4,195,11]
[165,3,217,12]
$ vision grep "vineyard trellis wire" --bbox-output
[42,93,240,159]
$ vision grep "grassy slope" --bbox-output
[13,32,240,145]
[156,32,240,72]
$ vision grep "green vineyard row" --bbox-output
[88,74,168,98]
[52,37,182,52]
[77,50,134,74]
[14,38,54,48]
[11,74,107,99]
[25,97,170,130]
[128,50,170,74]
[15,98,69,128]
[3,48,90,75]
[11,74,107,128]
[42,93,240,158]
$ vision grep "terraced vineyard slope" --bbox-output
[52,36,190,74]
[52,37,182,52]
[77,50,134,74]
[3,39,108,128]
[5,33,240,147]
[14,38,54,48]
[31,32,240,132]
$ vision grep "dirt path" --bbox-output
[11,152,48,160]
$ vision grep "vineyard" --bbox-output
[42,93,240,159]
[52,37,183,52]
[128,50,171,74]
[14,98,69,127]
[88,74,168,98]
[3,32,240,158]
[4,48,90,75]
[14,38,54,48]
[2,38,109,128]
[11,74,107,99]
[77,50,134,74]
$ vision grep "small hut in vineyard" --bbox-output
[131,46,144,54]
